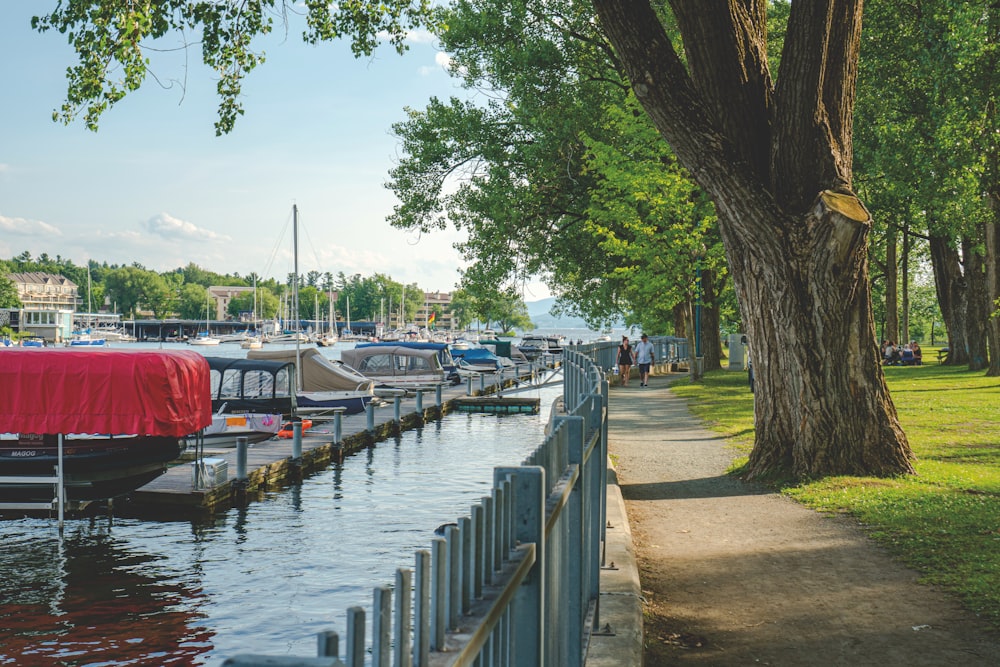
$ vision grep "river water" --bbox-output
[0,343,564,666]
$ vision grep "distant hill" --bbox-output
[525,297,590,329]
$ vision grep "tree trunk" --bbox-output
[928,233,969,364]
[593,0,913,480]
[900,223,910,345]
[885,224,899,344]
[965,234,990,371]
[987,211,1000,376]
[701,268,723,371]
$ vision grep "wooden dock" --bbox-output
[110,364,559,518]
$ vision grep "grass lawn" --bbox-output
[669,358,1000,628]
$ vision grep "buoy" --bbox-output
[277,419,312,438]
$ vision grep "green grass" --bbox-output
[669,358,1000,628]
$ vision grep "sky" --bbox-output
[0,4,550,299]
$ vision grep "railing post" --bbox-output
[414,551,431,666]
[435,384,443,408]
[556,415,587,667]
[372,586,391,667]
[493,466,545,666]
[394,395,402,426]
[346,606,365,667]
[366,401,375,433]
[431,538,447,651]
[415,388,424,415]
[394,568,413,667]
[317,630,339,657]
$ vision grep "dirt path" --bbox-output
[606,375,1000,666]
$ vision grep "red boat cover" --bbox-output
[0,349,212,437]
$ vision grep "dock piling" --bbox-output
[236,437,248,482]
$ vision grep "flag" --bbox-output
[428,311,436,328]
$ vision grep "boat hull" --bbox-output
[0,435,183,502]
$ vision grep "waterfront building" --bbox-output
[416,291,455,331]
[5,272,78,343]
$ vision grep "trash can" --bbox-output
[728,334,747,370]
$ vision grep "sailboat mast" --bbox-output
[293,204,302,391]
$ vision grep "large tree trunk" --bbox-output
[928,233,969,364]
[593,0,914,479]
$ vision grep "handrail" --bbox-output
[223,345,611,667]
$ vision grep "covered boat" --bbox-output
[340,344,449,388]
[0,348,212,503]
[245,347,375,413]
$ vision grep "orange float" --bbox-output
[277,419,313,438]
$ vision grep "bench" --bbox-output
[937,347,949,362]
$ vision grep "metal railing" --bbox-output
[224,349,610,667]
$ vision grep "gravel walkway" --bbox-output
[606,373,1000,666]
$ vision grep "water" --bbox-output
[0,382,564,666]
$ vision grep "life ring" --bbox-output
[277,419,313,438]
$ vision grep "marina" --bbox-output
[0,355,568,666]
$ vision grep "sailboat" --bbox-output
[255,204,375,415]
[241,276,264,349]
[315,287,338,347]
[189,290,221,345]
[68,266,107,346]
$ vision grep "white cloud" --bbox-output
[0,214,62,236]
[144,212,231,242]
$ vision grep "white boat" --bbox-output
[189,332,221,346]
[183,411,282,449]
[240,335,263,350]
[189,291,220,345]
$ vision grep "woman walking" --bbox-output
[618,336,636,386]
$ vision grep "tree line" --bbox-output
[0,253,532,333]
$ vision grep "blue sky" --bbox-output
[0,4,547,297]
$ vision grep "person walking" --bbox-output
[617,336,635,386]
[634,333,655,386]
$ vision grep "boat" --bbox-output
[0,348,211,504]
[245,348,376,414]
[315,287,338,347]
[189,291,220,346]
[68,330,107,346]
[183,411,282,449]
[340,344,450,388]
[517,334,550,359]
[354,341,462,385]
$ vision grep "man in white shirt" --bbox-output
[634,333,655,387]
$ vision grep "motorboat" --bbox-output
[183,411,282,449]
[244,347,376,414]
[340,343,452,389]
[0,348,211,504]
[517,334,550,359]
[352,341,461,385]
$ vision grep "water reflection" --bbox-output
[0,523,212,666]
[0,384,562,666]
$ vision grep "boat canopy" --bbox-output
[0,349,212,436]
[339,345,447,386]
[204,356,296,415]
[357,341,456,368]
[247,347,375,393]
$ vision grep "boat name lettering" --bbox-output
[9,450,39,457]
